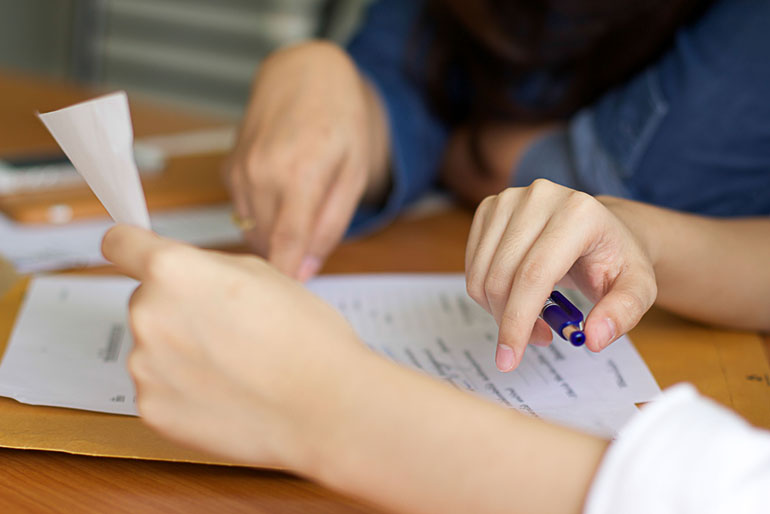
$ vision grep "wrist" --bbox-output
[597,195,662,269]
[283,338,391,479]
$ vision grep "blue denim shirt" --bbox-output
[348,0,770,234]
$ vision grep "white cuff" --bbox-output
[585,383,770,514]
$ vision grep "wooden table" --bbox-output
[0,72,231,223]
[1,71,769,513]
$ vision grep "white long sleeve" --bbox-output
[584,384,770,514]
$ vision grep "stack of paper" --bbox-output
[0,206,241,273]
[0,274,660,438]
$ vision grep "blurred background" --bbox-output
[0,0,368,118]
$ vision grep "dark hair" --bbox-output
[418,0,714,167]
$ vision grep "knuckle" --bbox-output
[129,303,155,344]
[244,153,268,187]
[639,273,658,308]
[615,289,648,318]
[528,178,555,196]
[497,188,519,206]
[484,270,511,304]
[466,273,486,305]
[127,351,149,383]
[647,275,659,301]
[565,190,599,217]
[474,195,496,217]
[144,246,188,282]
[516,259,547,287]
[480,194,497,208]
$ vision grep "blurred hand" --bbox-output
[224,41,389,281]
[102,225,368,470]
[440,122,558,206]
[465,180,657,371]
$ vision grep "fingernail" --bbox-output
[596,318,617,349]
[495,344,515,372]
[297,256,322,282]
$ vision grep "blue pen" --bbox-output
[540,291,586,347]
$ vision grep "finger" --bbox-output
[221,134,256,220]
[529,318,553,346]
[465,196,493,273]
[482,188,563,323]
[268,154,342,277]
[496,213,595,371]
[101,224,179,281]
[229,149,279,257]
[465,194,518,314]
[127,283,154,349]
[583,270,656,352]
[242,181,278,257]
[302,159,366,281]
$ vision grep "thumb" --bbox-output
[102,224,179,281]
[583,271,657,352]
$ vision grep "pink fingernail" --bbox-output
[597,318,617,349]
[298,256,321,282]
[495,344,515,372]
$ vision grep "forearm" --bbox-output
[300,351,607,514]
[601,197,770,331]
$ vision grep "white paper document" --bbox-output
[38,91,151,229]
[0,275,660,437]
[0,276,137,415]
[0,205,242,273]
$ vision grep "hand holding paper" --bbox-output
[38,92,151,229]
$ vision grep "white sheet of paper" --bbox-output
[0,205,242,273]
[0,276,137,415]
[0,274,660,436]
[38,91,151,229]
[307,275,661,436]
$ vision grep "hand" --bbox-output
[223,41,389,281]
[440,122,558,206]
[101,225,369,470]
[465,180,657,371]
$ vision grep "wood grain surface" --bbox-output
[0,71,231,223]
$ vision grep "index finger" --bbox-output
[101,224,175,281]
[268,153,342,278]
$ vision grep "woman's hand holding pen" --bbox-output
[223,41,390,282]
[465,179,658,372]
[101,225,373,471]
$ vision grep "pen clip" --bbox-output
[549,291,583,323]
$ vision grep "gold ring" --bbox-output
[231,212,257,231]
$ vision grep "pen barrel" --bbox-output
[541,304,575,337]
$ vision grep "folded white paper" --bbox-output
[37,92,151,229]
